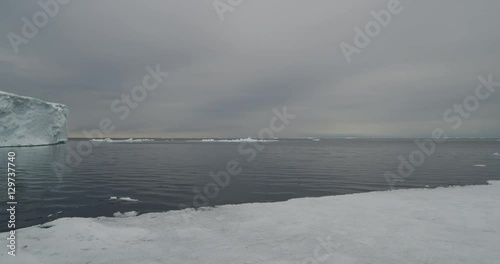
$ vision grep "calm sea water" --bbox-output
[1,138,499,231]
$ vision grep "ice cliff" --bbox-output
[0,91,68,147]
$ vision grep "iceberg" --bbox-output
[0,91,68,147]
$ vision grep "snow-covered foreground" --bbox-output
[0,91,68,147]
[3,182,500,264]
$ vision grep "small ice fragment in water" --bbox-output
[110,196,139,202]
[119,197,139,202]
[474,164,487,167]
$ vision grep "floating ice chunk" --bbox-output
[474,164,487,167]
[0,91,68,147]
[113,211,138,218]
[493,153,499,156]
[91,138,112,142]
[110,196,139,202]
[119,197,139,202]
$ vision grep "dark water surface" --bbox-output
[1,139,499,231]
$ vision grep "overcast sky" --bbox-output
[1,0,499,138]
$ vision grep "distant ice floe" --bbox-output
[109,197,139,202]
[198,137,277,143]
[113,211,138,218]
[474,164,487,167]
[91,138,154,143]
[493,153,500,156]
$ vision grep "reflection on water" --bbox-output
[0,139,499,231]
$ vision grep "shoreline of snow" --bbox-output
[2,181,500,263]
[0,140,66,148]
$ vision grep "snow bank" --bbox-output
[2,182,500,263]
[113,211,138,218]
[0,91,68,147]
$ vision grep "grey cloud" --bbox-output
[0,0,499,138]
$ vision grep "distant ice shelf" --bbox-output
[198,137,278,142]
[90,138,154,143]
[0,91,68,147]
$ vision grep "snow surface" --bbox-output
[0,91,68,147]
[2,181,500,263]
